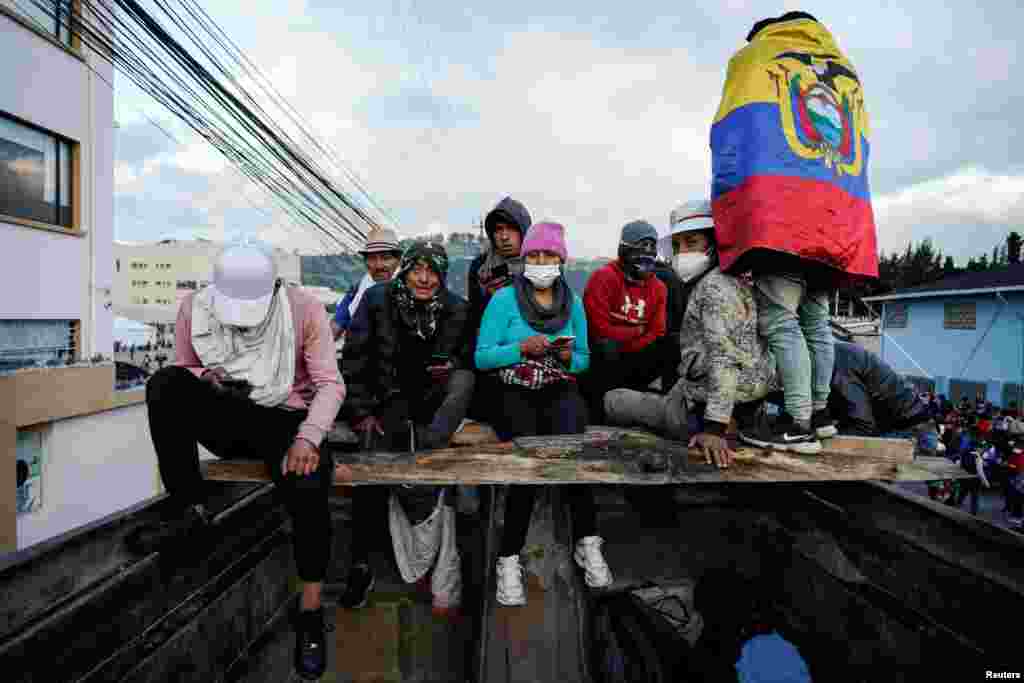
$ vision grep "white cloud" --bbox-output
[337,30,720,256]
[114,163,139,192]
[874,166,1024,258]
[113,6,1024,265]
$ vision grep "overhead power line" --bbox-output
[26,0,396,252]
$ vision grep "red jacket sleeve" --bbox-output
[627,278,667,351]
[584,267,644,344]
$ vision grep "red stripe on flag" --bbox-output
[712,175,878,278]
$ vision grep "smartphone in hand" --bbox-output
[550,335,575,347]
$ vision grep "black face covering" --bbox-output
[618,240,658,280]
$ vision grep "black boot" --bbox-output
[293,606,328,680]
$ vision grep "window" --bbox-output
[884,303,908,329]
[16,427,45,515]
[0,113,75,230]
[1,0,76,46]
[944,302,976,330]
[0,319,78,371]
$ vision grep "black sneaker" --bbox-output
[293,607,328,680]
[812,409,838,439]
[338,564,375,609]
[742,412,821,455]
[125,502,211,555]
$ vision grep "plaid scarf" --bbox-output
[499,355,574,390]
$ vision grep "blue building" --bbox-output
[864,264,1024,408]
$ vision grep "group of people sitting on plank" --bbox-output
[131,191,926,679]
[132,11,891,678]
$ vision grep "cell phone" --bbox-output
[550,336,575,346]
[430,353,450,366]
[491,263,509,279]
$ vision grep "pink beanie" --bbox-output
[520,222,568,262]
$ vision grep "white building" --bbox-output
[0,3,163,554]
[112,238,302,326]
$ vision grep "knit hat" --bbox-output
[520,222,568,262]
[620,220,658,246]
[397,241,449,283]
[358,227,402,255]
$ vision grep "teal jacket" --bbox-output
[474,284,590,374]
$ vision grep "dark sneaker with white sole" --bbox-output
[338,564,375,609]
[740,412,821,455]
[293,607,328,680]
[812,409,838,439]
[736,402,774,447]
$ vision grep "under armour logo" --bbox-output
[622,296,646,319]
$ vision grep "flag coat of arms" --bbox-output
[711,16,878,281]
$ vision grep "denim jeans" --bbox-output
[755,274,834,425]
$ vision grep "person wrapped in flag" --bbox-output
[710,11,878,453]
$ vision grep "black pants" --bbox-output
[582,338,673,424]
[146,367,332,583]
[371,369,475,451]
[493,382,597,556]
[349,371,474,566]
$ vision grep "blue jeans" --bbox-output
[755,274,834,425]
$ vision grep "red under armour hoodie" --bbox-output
[583,260,667,354]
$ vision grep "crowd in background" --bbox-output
[926,393,1024,525]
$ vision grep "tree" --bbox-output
[943,256,956,275]
[1009,231,1022,264]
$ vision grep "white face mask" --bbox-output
[673,251,712,282]
[523,263,561,289]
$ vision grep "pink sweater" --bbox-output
[174,287,346,448]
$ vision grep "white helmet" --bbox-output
[659,199,715,259]
[210,238,278,327]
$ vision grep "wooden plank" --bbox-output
[203,428,939,486]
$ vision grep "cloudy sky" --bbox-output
[112,0,1024,262]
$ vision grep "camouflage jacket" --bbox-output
[677,267,777,426]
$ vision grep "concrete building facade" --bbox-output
[112,239,301,324]
[0,3,162,554]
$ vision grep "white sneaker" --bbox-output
[496,555,526,606]
[574,536,613,588]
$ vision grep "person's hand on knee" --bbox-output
[283,438,320,477]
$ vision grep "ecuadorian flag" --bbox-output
[711,16,878,280]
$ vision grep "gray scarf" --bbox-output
[512,274,572,334]
[477,246,524,290]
